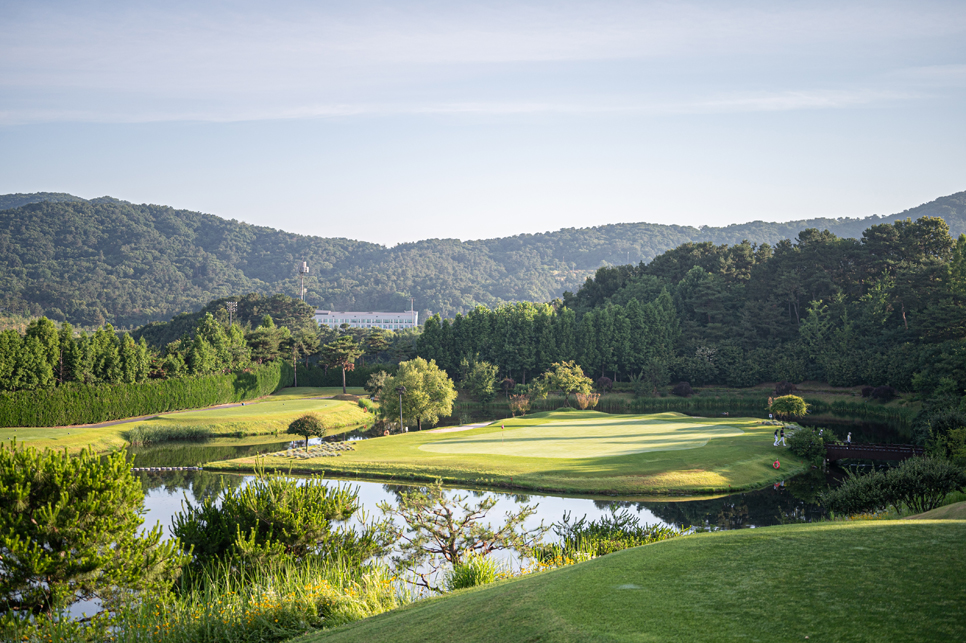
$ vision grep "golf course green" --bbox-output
[296,519,966,643]
[209,410,804,495]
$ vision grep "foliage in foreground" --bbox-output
[532,510,682,567]
[0,441,187,617]
[377,480,549,593]
[172,467,392,567]
[820,456,966,516]
[445,553,501,592]
[6,559,403,643]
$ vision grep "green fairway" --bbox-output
[297,519,966,643]
[209,411,804,495]
[420,414,744,459]
[0,395,370,453]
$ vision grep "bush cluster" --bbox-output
[774,381,797,396]
[870,385,898,401]
[820,456,966,516]
[671,381,693,397]
[446,553,500,591]
[787,426,829,462]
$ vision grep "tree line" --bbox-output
[2,191,963,328]
[414,217,966,398]
[0,292,415,394]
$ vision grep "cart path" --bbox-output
[427,422,494,433]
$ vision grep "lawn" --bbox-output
[268,386,366,400]
[208,410,805,495]
[297,519,966,643]
[0,394,370,453]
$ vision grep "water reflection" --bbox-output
[137,468,829,543]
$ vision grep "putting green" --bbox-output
[418,414,744,459]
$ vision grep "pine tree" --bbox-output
[0,441,186,615]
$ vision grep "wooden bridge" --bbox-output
[824,443,924,463]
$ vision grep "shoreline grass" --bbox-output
[124,424,214,446]
[207,411,807,497]
[6,559,405,643]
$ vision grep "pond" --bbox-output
[128,401,907,543]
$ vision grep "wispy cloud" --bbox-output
[0,0,963,124]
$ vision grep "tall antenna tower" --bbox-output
[297,261,309,301]
[226,301,237,326]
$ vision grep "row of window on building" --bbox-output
[313,310,419,331]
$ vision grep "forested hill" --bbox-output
[1,191,964,328]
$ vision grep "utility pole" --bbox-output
[396,385,406,432]
[226,301,237,327]
[298,261,309,301]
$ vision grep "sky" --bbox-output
[1,0,964,245]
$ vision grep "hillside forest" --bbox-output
[2,215,965,453]
[1,191,964,328]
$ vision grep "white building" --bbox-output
[314,309,419,331]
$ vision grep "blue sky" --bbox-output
[1,0,964,245]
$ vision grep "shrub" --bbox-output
[672,381,693,397]
[575,392,601,410]
[172,466,392,567]
[508,394,531,416]
[446,553,500,591]
[820,469,891,516]
[357,397,377,413]
[861,386,875,398]
[775,381,798,396]
[871,385,898,401]
[787,426,828,462]
[769,394,808,419]
[0,441,186,617]
[886,456,966,514]
[820,456,966,516]
[595,377,613,393]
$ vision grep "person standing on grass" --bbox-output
[847,432,852,446]
[774,429,780,446]
[779,428,786,446]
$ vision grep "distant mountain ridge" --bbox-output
[1,190,963,328]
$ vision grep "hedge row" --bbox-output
[0,361,293,427]
[295,364,397,389]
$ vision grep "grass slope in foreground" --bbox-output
[0,387,368,453]
[300,520,966,643]
[208,411,804,495]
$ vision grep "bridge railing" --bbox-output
[824,442,924,462]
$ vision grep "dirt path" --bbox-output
[427,422,494,434]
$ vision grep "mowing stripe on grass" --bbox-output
[419,415,744,459]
